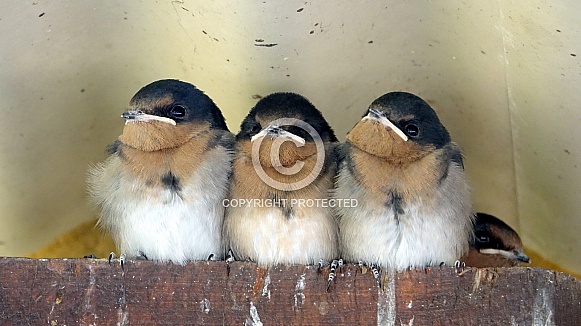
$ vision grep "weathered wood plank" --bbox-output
[0,258,579,325]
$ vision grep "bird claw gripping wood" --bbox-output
[327,259,343,291]
[136,251,148,261]
[369,262,380,279]
[119,253,126,270]
[108,252,127,271]
[455,260,468,276]
[225,249,236,263]
[225,249,236,276]
[317,259,329,271]
[358,261,380,279]
[318,259,343,291]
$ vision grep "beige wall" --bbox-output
[0,1,579,273]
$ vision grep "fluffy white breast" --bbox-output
[224,204,339,266]
[335,161,473,271]
[88,145,232,264]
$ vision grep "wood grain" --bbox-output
[0,258,579,325]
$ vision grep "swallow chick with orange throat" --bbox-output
[223,92,340,266]
[335,91,474,271]
[88,79,234,264]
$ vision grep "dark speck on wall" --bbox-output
[252,94,263,99]
[368,40,373,44]
[309,30,314,34]
[571,53,577,57]
[38,12,45,17]
[564,149,571,154]
[297,8,304,12]
[254,43,278,47]
[81,89,85,93]
[202,30,207,34]
[255,39,264,42]
[556,29,561,32]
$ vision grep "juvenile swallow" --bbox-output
[462,212,531,267]
[223,92,339,265]
[88,79,234,264]
[335,91,474,271]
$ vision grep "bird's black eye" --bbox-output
[250,124,261,133]
[404,123,420,137]
[475,231,489,244]
[169,105,187,119]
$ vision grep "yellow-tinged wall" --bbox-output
[1,1,580,275]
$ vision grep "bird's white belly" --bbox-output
[113,192,223,264]
[226,206,339,265]
[92,154,229,264]
[336,161,472,271]
[341,204,463,270]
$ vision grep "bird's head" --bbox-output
[236,92,336,168]
[347,92,451,166]
[472,212,531,266]
[119,79,228,151]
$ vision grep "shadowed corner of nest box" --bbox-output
[27,218,115,259]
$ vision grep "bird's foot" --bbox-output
[225,249,236,263]
[327,259,343,291]
[225,249,236,276]
[317,259,343,292]
[316,259,329,270]
[108,252,127,271]
[454,260,469,276]
[358,261,380,279]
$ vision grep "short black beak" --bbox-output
[513,250,531,263]
[121,110,144,120]
[250,125,305,145]
[120,110,176,126]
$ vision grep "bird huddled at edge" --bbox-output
[223,92,340,266]
[335,91,474,271]
[461,212,531,267]
[88,79,234,264]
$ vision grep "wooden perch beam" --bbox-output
[0,258,579,325]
